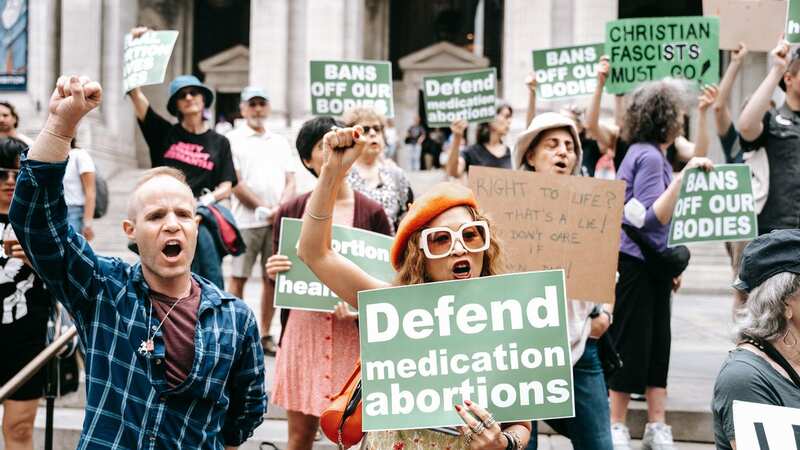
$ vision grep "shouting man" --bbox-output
[10,75,266,449]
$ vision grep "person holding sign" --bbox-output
[342,107,411,232]
[737,38,800,236]
[266,117,392,450]
[609,79,714,450]
[445,105,513,179]
[296,127,531,449]
[511,112,613,450]
[713,230,800,450]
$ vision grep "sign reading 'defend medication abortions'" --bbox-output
[274,218,395,312]
[604,16,720,94]
[358,270,575,431]
[122,31,179,93]
[787,0,800,44]
[532,44,604,100]
[668,164,757,246]
[422,68,497,127]
[309,60,394,117]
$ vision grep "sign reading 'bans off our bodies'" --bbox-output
[532,44,604,100]
[358,270,574,431]
[469,167,625,304]
[604,16,720,94]
[274,218,395,312]
[669,164,757,246]
[422,68,497,127]
[123,31,179,93]
[309,60,394,117]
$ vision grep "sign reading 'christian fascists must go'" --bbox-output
[604,16,720,94]
[358,271,575,431]
[309,60,395,117]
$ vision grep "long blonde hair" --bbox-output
[393,207,505,285]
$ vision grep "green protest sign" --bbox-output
[422,68,497,127]
[274,218,395,312]
[604,16,720,94]
[358,270,574,431]
[309,60,394,117]
[532,44,604,100]
[669,164,757,246]
[787,0,800,44]
[122,31,179,93]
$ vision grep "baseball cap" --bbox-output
[733,229,800,292]
[241,86,269,103]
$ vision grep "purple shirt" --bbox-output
[617,142,673,261]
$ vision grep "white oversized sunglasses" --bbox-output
[419,220,491,259]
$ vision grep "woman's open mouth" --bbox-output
[554,161,568,170]
[452,260,472,279]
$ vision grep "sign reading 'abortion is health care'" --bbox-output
[309,60,394,117]
[422,68,497,127]
[532,44,604,100]
[604,16,720,94]
[123,31,179,93]
[358,270,575,431]
[669,164,757,246]
[274,218,395,312]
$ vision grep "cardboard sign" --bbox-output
[309,60,394,117]
[788,0,800,43]
[469,166,624,304]
[604,16,720,94]
[532,44,604,100]
[274,218,395,312]
[358,270,574,431]
[122,31,179,93]
[669,164,758,246]
[703,0,786,51]
[733,401,800,449]
[422,68,497,127]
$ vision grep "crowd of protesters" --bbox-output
[4,20,800,450]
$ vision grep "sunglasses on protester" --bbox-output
[178,88,203,99]
[419,220,490,259]
[0,168,19,181]
[360,124,384,134]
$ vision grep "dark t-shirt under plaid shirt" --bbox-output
[9,152,266,449]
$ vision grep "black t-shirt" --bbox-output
[0,216,51,344]
[461,144,511,172]
[580,134,601,177]
[720,124,743,164]
[138,107,237,197]
[613,137,630,171]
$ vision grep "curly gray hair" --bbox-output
[622,78,691,145]
[734,272,800,342]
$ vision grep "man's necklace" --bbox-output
[138,295,185,357]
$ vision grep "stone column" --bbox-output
[250,0,290,123]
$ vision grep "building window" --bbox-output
[618,0,702,18]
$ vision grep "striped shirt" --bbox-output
[10,153,266,449]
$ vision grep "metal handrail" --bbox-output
[0,325,78,403]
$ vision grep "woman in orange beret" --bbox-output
[297,125,532,450]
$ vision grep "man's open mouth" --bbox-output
[162,240,183,258]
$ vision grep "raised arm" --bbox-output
[586,56,616,149]
[738,39,789,141]
[445,119,467,178]
[10,75,105,316]
[652,157,714,225]
[296,126,389,307]
[524,73,537,127]
[715,42,747,134]
[693,85,718,158]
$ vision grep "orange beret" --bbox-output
[390,182,478,269]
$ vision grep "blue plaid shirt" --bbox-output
[10,154,267,449]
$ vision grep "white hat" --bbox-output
[512,112,583,175]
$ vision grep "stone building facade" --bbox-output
[7,0,773,175]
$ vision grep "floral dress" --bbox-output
[347,162,411,232]
[362,430,466,450]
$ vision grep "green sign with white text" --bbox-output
[422,68,497,127]
[274,218,395,312]
[358,270,575,431]
[122,31,179,93]
[787,0,800,44]
[669,164,757,246]
[604,16,719,94]
[309,60,394,117]
[532,44,604,100]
